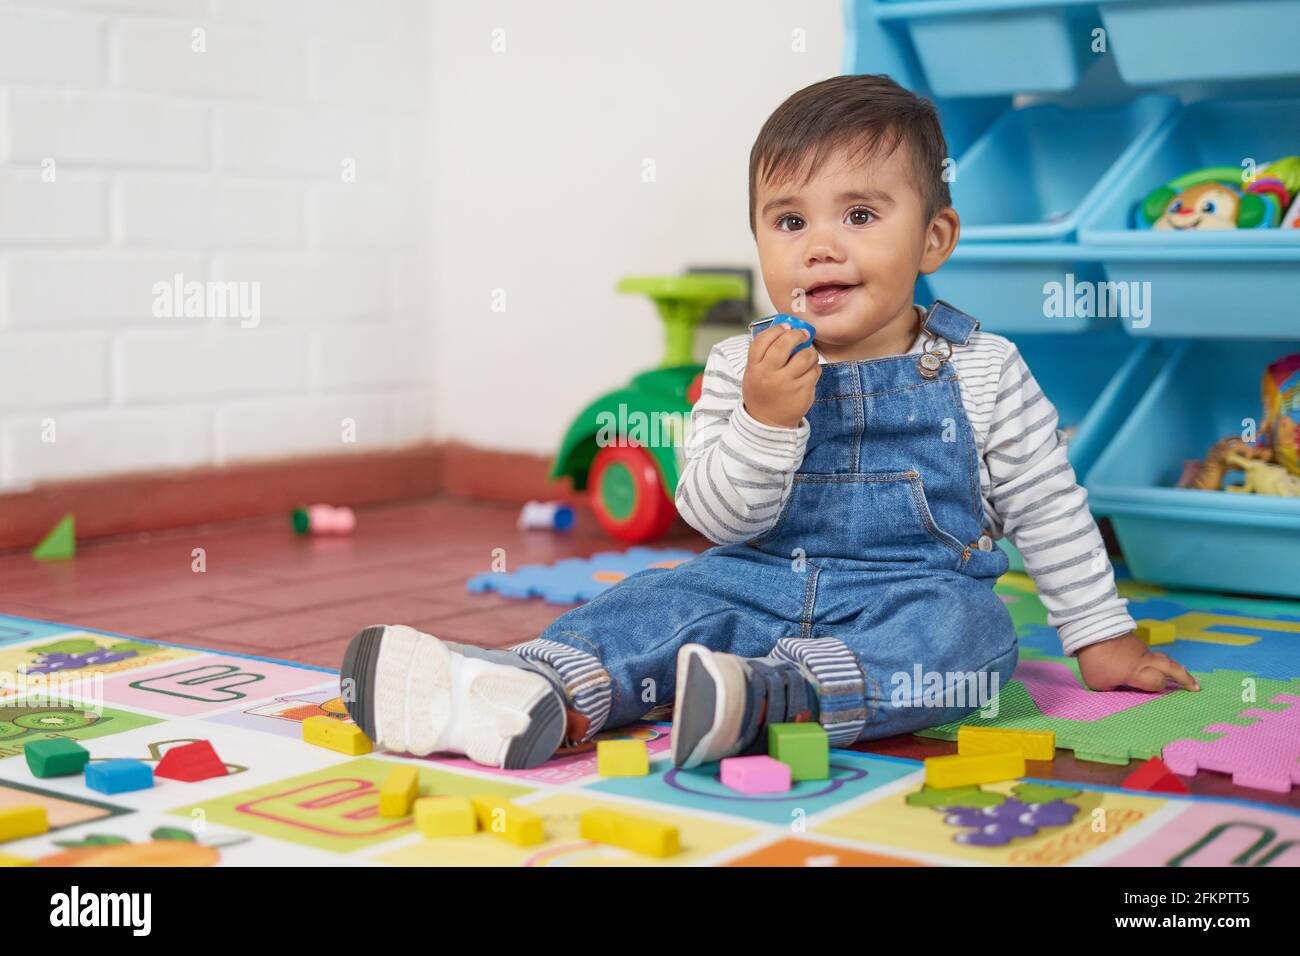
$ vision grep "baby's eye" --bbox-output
[1200,199,1216,214]
[846,207,873,226]
[776,214,805,232]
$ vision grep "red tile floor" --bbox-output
[2,496,1295,809]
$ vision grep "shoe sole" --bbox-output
[340,624,565,769]
[671,644,747,769]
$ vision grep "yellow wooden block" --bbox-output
[470,794,544,846]
[414,796,478,837]
[1136,619,1176,646]
[0,852,35,866]
[579,808,680,858]
[957,726,1056,761]
[596,739,649,777]
[302,715,372,755]
[925,751,1025,789]
[379,765,419,817]
[0,805,48,843]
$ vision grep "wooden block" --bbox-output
[414,796,478,837]
[470,794,544,846]
[925,752,1025,789]
[768,722,829,781]
[85,759,153,795]
[0,852,35,866]
[1135,619,1176,646]
[596,739,649,777]
[379,765,420,817]
[720,755,791,794]
[25,738,89,778]
[302,715,372,755]
[957,726,1056,761]
[155,740,228,782]
[0,805,48,843]
[580,808,680,858]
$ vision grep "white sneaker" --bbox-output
[340,625,566,769]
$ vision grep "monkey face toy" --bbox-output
[1153,182,1244,230]
[1138,158,1300,231]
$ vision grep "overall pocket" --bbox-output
[750,470,970,563]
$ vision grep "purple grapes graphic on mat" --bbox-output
[944,798,1079,847]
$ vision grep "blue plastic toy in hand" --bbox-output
[749,314,817,354]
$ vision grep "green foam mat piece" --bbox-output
[917,668,1300,765]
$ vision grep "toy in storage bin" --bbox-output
[1078,98,1300,339]
[1086,339,1300,598]
[927,96,1176,334]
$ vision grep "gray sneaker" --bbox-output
[670,643,819,769]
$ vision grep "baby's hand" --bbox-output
[1076,633,1200,693]
[743,325,820,429]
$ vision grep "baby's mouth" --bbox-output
[806,283,860,310]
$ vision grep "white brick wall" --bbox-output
[0,0,434,491]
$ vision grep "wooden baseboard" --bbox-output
[438,442,584,506]
[0,442,584,551]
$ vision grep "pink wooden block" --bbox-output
[720,755,792,794]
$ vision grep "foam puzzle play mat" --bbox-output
[1,570,1298,867]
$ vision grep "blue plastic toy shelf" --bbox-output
[846,0,1300,593]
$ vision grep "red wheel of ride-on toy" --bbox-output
[686,371,704,406]
[588,443,677,543]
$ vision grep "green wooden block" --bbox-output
[24,739,90,778]
[768,722,829,781]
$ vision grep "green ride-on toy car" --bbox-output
[550,274,749,543]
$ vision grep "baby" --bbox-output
[340,74,1198,770]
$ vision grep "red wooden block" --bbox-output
[1122,756,1190,795]
[155,740,228,782]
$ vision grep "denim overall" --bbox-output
[524,303,1019,746]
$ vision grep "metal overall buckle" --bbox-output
[917,333,952,380]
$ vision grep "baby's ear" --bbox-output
[920,207,960,274]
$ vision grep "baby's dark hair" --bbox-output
[748,74,951,234]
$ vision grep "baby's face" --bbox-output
[753,143,953,359]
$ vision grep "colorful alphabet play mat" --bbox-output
[1,570,1297,867]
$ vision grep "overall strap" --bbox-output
[921,300,980,346]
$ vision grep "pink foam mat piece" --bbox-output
[1016,659,1168,721]
[1162,694,1300,794]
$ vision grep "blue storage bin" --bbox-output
[928,243,1116,333]
[955,96,1177,241]
[993,333,1168,571]
[1086,247,1300,338]
[1080,99,1300,248]
[875,1,1102,98]
[1087,339,1300,597]
[1078,98,1300,338]
[1100,0,1300,86]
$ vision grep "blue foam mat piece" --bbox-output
[467,547,699,604]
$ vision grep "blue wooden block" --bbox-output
[85,759,154,794]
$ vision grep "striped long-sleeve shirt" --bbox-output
[675,324,1136,657]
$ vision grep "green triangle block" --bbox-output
[32,513,76,561]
